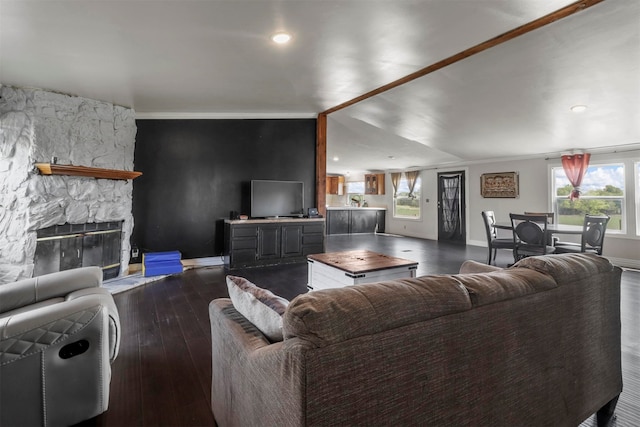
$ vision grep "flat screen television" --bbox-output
[250,180,305,218]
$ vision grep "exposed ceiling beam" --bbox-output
[321,0,604,116]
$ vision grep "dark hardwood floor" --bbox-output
[79,234,640,426]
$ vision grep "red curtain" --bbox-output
[561,153,591,201]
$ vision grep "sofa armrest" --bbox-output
[209,299,306,427]
[0,294,116,426]
[67,287,121,362]
[1,295,107,361]
[0,267,103,314]
[459,260,503,274]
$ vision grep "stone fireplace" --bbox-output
[34,221,124,280]
[0,85,137,285]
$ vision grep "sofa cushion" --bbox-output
[453,268,557,307]
[459,260,503,274]
[283,276,472,347]
[226,276,289,342]
[514,253,614,284]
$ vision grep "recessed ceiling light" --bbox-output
[570,105,587,113]
[271,32,292,44]
[332,156,339,162]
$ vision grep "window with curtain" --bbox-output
[393,172,421,219]
[561,153,591,200]
[552,163,625,232]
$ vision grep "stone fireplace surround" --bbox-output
[34,220,124,280]
[0,85,137,284]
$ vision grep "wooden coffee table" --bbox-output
[307,250,418,291]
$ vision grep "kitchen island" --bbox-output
[326,206,386,235]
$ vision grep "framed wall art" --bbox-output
[480,172,519,198]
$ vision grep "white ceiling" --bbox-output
[2,0,639,176]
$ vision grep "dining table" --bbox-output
[494,222,583,236]
[546,223,584,235]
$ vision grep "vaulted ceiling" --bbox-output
[2,0,639,175]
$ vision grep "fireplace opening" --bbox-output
[34,221,123,280]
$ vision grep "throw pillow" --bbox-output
[226,275,289,342]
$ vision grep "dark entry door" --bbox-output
[437,171,466,244]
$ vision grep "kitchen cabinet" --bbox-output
[376,210,386,233]
[257,224,306,259]
[365,173,385,195]
[327,176,344,195]
[257,225,281,260]
[224,218,324,268]
[326,208,385,235]
[281,224,304,258]
[225,223,259,267]
[327,210,350,235]
[351,210,378,233]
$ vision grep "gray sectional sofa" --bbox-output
[209,253,622,426]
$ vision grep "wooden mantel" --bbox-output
[34,163,142,180]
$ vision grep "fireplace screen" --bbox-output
[34,221,123,280]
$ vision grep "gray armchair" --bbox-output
[0,266,120,426]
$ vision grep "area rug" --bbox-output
[103,256,224,294]
[103,272,170,294]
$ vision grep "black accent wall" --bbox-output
[132,119,317,259]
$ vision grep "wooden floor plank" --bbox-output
[96,283,143,426]
[140,281,185,426]
[161,275,216,419]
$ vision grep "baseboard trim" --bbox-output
[181,256,225,267]
[607,257,640,270]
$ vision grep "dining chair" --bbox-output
[510,213,556,261]
[524,212,557,244]
[481,210,515,265]
[554,214,610,255]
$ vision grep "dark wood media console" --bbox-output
[224,218,325,269]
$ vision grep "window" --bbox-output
[552,163,625,232]
[393,173,421,219]
[346,181,364,194]
[345,181,365,206]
